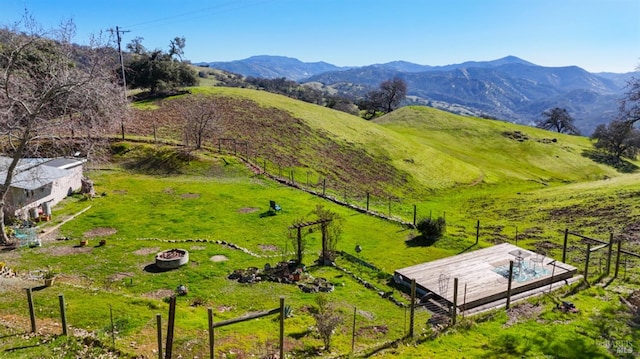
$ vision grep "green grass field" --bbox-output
[1,88,639,358]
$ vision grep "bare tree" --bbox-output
[378,76,408,113]
[0,15,127,243]
[358,76,407,119]
[619,75,640,125]
[536,107,580,135]
[170,94,220,149]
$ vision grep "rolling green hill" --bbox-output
[131,87,627,201]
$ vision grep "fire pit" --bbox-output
[155,249,189,269]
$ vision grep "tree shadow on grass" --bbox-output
[582,150,638,173]
[405,235,439,247]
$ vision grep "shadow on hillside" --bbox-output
[130,89,191,102]
[123,148,194,175]
[582,150,638,173]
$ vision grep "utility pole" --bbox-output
[110,26,130,139]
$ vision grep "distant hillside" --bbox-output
[196,55,348,81]
[129,88,624,200]
[199,55,636,135]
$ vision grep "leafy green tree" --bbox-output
[536,107,580,135]
[591,120,640,160]
[125,37,196,94]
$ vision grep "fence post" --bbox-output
[366,193,370,211]
[413,205,417,227]
[109,305,115,346]
[206,308,214,359]
[58,294,68,336]
[279,296,285,359]
[263,159,267,174]
[351,306,357,353]
[606,233,614,276]
[562,228,568,263]
[614,238,622,278]
[409,279,416,338]
[506,261,514,310]
[475,220,480,245]
[451,278,458,325]
[584,243,591,285]
[322,178,326,197]
[165,295,177,359]
[26,288,36,333]
[156,314,163,359]
[515,226,518,245]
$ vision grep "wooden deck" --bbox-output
[394,243,577,311]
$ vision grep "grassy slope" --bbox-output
[373,106,618,185]
[2,88,639,358]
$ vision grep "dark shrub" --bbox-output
[416,216,446,240]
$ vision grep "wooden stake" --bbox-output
[562,228,568,263]
[451,278,458,325]
[351,306,357,353]
[584,243,591,285]
[110,304,115,346]
[26,288,36,333]
[156,314,163,359]
[614,238,622,278]
[59,294,68,336]
[606,233,613,276]
[165,295,177,359]
[409,279,416,338]
[279,297,285,359]
[208,308,214,359]
[506,261,514,310]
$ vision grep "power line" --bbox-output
[120,0,270,32]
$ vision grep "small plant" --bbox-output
[43,268,57,279]
[312,294,343,352]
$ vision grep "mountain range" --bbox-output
[197,55,637,135]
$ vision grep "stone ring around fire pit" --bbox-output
[156,249,189,270]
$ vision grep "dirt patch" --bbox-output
[83,227,117,238]
[504,302,543,327]
[180,192,200,199]
[210,255,228,262]
[38,245,93,256]
[112,189,128,195]
[357,325,388,336]
[108,272,134,282]
[217,305,233,312]
[133,247,160,256]
[141,289,175,300]
[259,244,278,251]
[238,207,259,213]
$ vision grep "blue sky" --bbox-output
[2,0,639,73]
